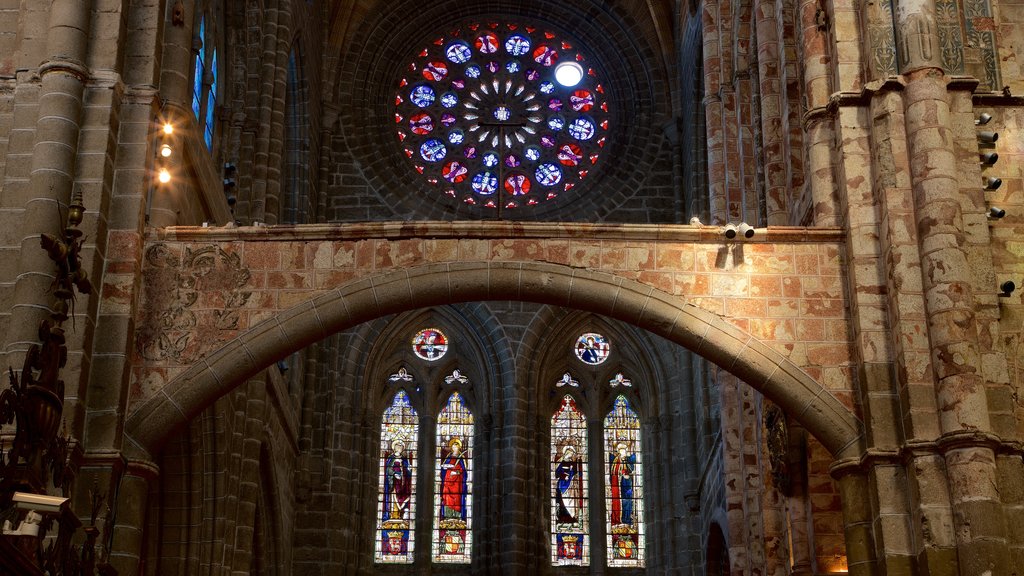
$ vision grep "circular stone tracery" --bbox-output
[394,22,611,210]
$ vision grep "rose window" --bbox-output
[394,22,611,210]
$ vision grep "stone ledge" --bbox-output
[151,221,846,244]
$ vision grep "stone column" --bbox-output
[896,0,1010,571]
[148,1,196,227]
[108,459,159,575]
[702,0,728,224]
[831,460,877,576]
[3,0,93,364]
[798,0,837,225]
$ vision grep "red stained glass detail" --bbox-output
[419,49,429,57]
[504,173,532,196]
[570,90,594,112]
[452,79,465,89]
[427,178,438,185]
[422,61,449,81]
[528,198,538,205]
[404,148,414,158]
[533,45,558,66]
[464,196,476,204]
[409,62,417,71]
[578,170,588,178]
[508,24,518,30]
[396,94,404,106]
[506,201,517,209]
[397,131,407,141]
[395,113,404,123]
[475,32,499,54]
[547,192,558,199]
[576,54,585,62]
[600,120,609,130]
[545,32,555,39]
[601,102,608,112]
[588,68,596,76]
[526,26,536,33]
[484,200,496,208]
[410,112,434,134]
[415,165,425,173]
[445,189,456,197]
[488,22,498,28]
[564,182,575,191]
[595,84,604,93]
[590,154,599,164]
[562,41,573,49]
[399,78,408,87]
[434,37,444,45]
[557,143,583,166]
[597,137,606,147]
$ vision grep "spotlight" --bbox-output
[999,280,1016,297]
[975,113,992,126]
[977,131,998,144]
[723,223,737,239]
[980,151,999,166]
[158,168,171,183]
[738,222,755,238]
[989,206,1006,219]
[983,176,1002,191]
[162,122,174,135]
[159,144,172,158]
[554,62,584,87]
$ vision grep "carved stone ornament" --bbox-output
[763,402,790,494]
[136,244,252,362]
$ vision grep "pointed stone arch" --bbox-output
[124,260,862,461]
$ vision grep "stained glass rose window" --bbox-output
[394,22,610,210]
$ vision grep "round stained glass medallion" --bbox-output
[413,328,449,361]
[574,332,609,365]
[394,22,611,210]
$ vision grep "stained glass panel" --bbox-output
[604,395,644,567]
[393,21,611,210]
[204,49,217,150]
[375,390,419,564]
[412,328,448,361]
[433,392,474,563]
[551,394,589,566]
[574,333,610,365]
[192,17,205,120]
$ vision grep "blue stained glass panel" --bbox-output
[535,163,562,186]
[410,85,436,107]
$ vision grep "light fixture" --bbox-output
[977,131,998,144]
[723,223,737,239]
[975,113,992,126]
[999,280,1016,297]
[980,151,999,166]
[737,222,755,238]
[162,122,174,135]
[989,206,1006,219]
[984,176,1002,191]
[159,144,172,158]
[554,61,584,87]
[158,168,171,183]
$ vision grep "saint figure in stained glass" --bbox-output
[551,394,589,566]
[383,439,413,522]
[609,443,635,526]
[604,394,644,567]
[555,444,583,523]
[375,390,419,564]
[439,437,467,519]
[433,392,473,563]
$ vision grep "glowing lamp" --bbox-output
[158,168,171,184]
[554,62,584,87]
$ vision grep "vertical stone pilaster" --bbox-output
[831,461,877,576]
[108,459,159,575]
[3,0,93,364]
